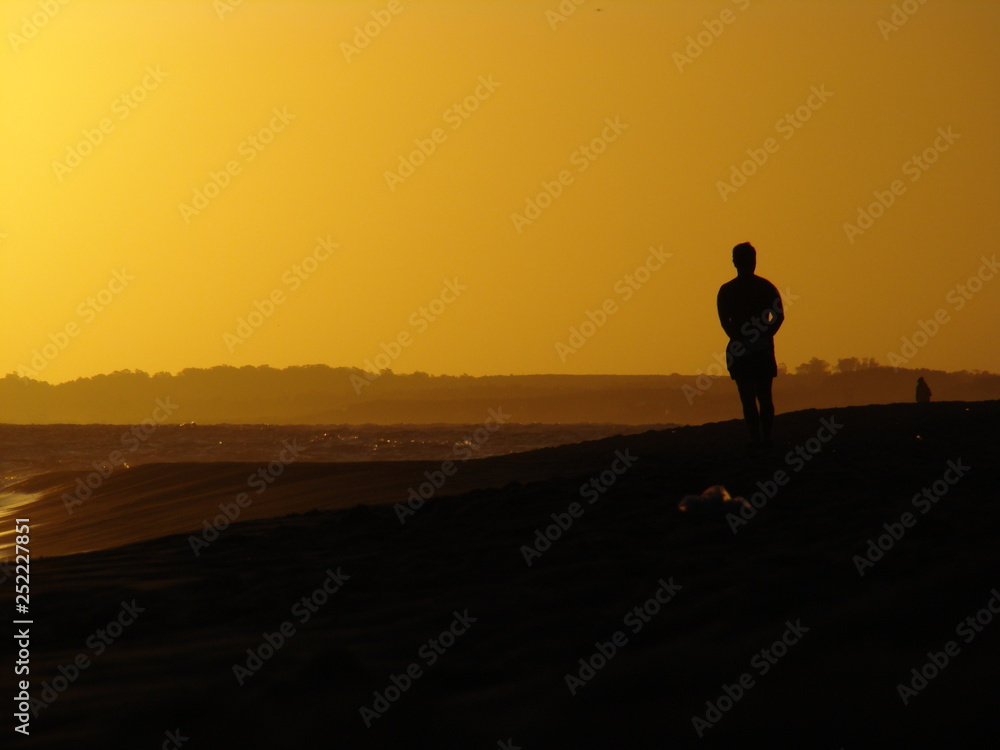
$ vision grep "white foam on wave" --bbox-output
[677,484,750,514]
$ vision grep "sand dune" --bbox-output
[4,401,999,748]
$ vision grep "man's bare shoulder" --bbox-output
[718,276,740,295]
[753,274,780,292]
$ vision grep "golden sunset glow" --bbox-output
[2,0,998,383]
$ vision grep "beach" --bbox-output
[3,401,998,748]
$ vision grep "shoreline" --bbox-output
[3,401,998,747]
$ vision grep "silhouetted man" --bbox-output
[717,242,784,446]
[916,377,931,403]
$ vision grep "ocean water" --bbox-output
[0,422,670,482]
[0,422,671,556]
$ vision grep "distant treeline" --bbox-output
[0,360,996,425]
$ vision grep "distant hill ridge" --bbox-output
[1,362,997,424]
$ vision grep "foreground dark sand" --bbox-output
[4,402,999,748]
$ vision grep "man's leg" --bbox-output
[756,377,775,443]
[735,378,761,443]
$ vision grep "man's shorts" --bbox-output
[727,346,777,382]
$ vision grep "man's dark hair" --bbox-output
[732,242,756,272]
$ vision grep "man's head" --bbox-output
[732,242,756,274]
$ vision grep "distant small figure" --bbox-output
[916,377,931,403]
[717,242,784,446]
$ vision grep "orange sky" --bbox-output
[2,0,998,383]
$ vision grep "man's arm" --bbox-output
[717,287,740,340]
[767,283,784,336]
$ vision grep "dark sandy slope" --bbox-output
[4,401,998,749]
